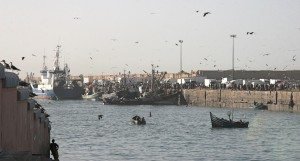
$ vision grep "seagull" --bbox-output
[203,12,211,17]
[175,43,178,46]
[35,102,42,108]
[74,17,80,20]
[19,81,30,87]
[90,57,93,60]
[283,65,288,70]
[10,62,21,71]
[135,41,139,44]
[45,113,50,118]
[262,53,270,56]
[204,58,208,61]
[265,64,268,66]
[292,55,296,61]
[22,57,25,60]
[247,32,254,35]
[213,65,217,67]
[196,10,199,13]
[1,60,11,69]
[29,92,38,97]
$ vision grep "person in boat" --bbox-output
[141,117,145,123]
[50,139,59,160]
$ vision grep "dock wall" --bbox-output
[0,65,50,160]
[183,89,300,112]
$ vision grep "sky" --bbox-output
[0,0,300,79]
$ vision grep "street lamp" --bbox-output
[230,35,236,80]
[179,40,183,85]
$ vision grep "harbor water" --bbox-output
[42,100,300,161]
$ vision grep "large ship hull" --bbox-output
[53,80,84,100]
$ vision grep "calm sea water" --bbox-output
[40,100,300,161]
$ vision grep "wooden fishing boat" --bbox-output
[210,112,249,128]
[253,102,268,110]
[131,115,146,125]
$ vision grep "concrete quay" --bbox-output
[183,89,299,112]
[0,64,51,160]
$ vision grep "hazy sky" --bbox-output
[1,0,299,78]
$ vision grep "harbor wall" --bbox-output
[183,89,300,112]
[0,67,51,160]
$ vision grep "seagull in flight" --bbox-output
[262,53,270,56]
[247,32,254,35]
[203,12,211,17]
[135,41,139,44]
[292,55,296,61]
[204,58,208,61]
[89,57,93,60]
[175,43,178,46]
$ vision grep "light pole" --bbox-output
[230,35,236,80]
[179,40,183,85]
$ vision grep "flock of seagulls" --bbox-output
[1,60,20,71]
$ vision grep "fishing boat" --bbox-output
[28,55,57,99]
[253,102,268,110]
[210,112,249,128]
[131,115,146,125]
[103,91,186,105]
[82,92,101,101]
[51,45,84,100]
[102,64,187,105]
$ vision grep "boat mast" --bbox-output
[54,45,61,70]
[151,64,154,92]
[42,55,47,70]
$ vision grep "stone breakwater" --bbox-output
[0,64,51,161]
[183,89,299,112]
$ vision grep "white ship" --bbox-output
[29,55,56,99]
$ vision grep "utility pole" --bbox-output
[230,35,236,80]
[179,40,183,85]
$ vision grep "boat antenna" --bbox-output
[42,55,47,70]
